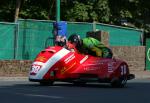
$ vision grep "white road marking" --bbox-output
[15,93,64,99]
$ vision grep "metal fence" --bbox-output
[96,23,143,46]
[0,19,143,60]
[0,22,18,60]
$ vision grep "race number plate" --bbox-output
[30,64,42,74]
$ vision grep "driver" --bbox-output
[68,34,113,58]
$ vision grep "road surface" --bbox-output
[0,79,150,103]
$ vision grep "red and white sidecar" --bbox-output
[29,46,134,87]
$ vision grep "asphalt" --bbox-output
[0,70,150,81]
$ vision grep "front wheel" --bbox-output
[40,80,54,86]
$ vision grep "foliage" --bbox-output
[65,1,89,22]
[0,0,149,32]
[64,0,110,23]
[19,0,50,20]
[0,0,15,22]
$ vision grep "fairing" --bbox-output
[29,46,134,84]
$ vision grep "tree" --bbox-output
[14,0,21,22]
[65,1,89,22]
[64,0,111,23]
[0,0,15,22]
[94,0,110,23]
[19,0,51,20]
[0,0,149,32]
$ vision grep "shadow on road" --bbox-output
[1,79,150,89]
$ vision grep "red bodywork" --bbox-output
[29,46,134,87]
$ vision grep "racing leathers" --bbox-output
[81,37,113,58]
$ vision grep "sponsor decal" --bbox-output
[36,56,46,62]
[108,62,114,72]
[84,66,100,71]
[61,62,76,74]
[64,54,75,64]
[147,48,150,62]
[80,55,88,64]
[120,65,127,75]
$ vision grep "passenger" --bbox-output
[55,35,67,47]
[68,34,113,58]
[54,35,78,52]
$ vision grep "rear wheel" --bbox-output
[111,63,128,88]
[111,76,127,88]
[120,76,127,86]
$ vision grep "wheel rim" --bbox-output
[121,76,127,86]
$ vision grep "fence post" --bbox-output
[92,21,96,31]
[56,0,60,22]
[14,23,19,59]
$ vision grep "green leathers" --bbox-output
[82,37,112,58]
[68,34,112,58]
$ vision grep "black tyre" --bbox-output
[40,81,54,86]
[111,76,127,88]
